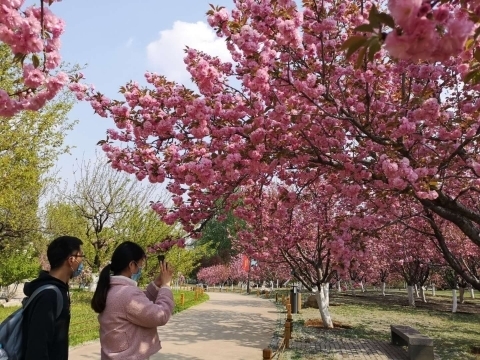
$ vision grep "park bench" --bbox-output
[391,325,434,360]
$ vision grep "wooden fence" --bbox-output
[262,292,299,359]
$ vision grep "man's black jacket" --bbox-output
[22,271,71,360]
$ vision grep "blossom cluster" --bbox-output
[385,0,476,61]
[0,0,67,116]
[147,237,186,253]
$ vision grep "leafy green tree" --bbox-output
[0,43,77,249]
[115,207,175,250]
[45,155,177,271]
[0,245,40,300]
[141,242,212,287]
[195,211,242,268]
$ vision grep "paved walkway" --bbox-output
[288,338,410,359]
[69,292,277,360]
[68,291,438,360]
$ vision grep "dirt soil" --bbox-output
[304,318,353,329]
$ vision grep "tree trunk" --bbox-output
[419,286,427,303]
[351,281,356,296]
[471,287,475,299]
[407,285,416,307]
[431,284,436,296]
[94,252,101,272]
[360,281,365,292]
[452,289,458,313]
[459,287,465,304]
[337,280,342,292]
[315,284,333,328]
[414,284,420,298]
[323,283,330,307]
[381,282,386,296]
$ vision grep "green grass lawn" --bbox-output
[287,291,480,360]
[0,289,209,347]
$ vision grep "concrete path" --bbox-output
[69,292,277,360]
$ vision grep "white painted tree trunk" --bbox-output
[315,284,333,328]
[471,288,475,299]
[459,287,465,304]
[452,289,458,313]
[419,286,427,303]
[414,284,420,298]
[407,285,416,307]
[323,283,330,307]
[88,274,99,292]
[360,281,365,292]
[431,284,436,296]
[381,282,386,296]
[337,281,342,292]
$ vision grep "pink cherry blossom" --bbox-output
[0,0,67,117]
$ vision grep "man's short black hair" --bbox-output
[47,236,83,270]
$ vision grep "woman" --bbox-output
[91,241,174,360]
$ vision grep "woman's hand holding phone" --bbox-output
[154,259,173,288]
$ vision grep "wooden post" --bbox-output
[281,294,285,304]
[298,293,302,312]
[284,322,291,349]
[275,293,278,303]
[286,303,291,316]
[257,290,260,297]
[194,290,198,300]
[180,293,185,306]
[262,348,272,360]
[287,313,293,338]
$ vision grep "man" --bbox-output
[22,236,84,360]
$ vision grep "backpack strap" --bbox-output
[23,284,63,319]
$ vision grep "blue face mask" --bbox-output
[73,262,84,278]
[131,265,142,282]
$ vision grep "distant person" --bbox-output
[23,235,85,360]
[91,241,174,360]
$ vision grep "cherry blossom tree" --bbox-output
[69,0,480,292]
[197,264,230,286]
[254,259,291,288]
[381,221,445,306]
[367,235,392,296]
[231,183,370,328]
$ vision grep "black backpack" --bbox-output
[0,285,63,360]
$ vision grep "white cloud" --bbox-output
[146,21,231,85]
[125,37,134,48]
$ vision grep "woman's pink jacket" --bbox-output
[98,276,174,360]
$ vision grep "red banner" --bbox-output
[242,255,249,272]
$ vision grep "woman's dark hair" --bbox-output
[91,241,146,313]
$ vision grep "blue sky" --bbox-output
[37,0,233,184]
